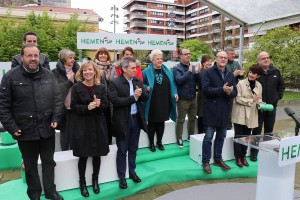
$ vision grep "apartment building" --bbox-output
[122,0,252,51]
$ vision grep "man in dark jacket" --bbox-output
[0,43,63,200]
[173,48,201,147]
[109,57,148,189]
[201,51,237,174]
[11,32,50,70]
[250,51,285,161]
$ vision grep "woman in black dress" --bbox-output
[70,61,110,197]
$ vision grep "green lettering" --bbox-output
[2,69,5,76]
[281,146,290,161]
[291,145,297,158]
[298,144,300,157]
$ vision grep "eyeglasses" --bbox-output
[24,54,39,59]
[181,53,191,56]
[218,56,228,60]
[261,57,270,61]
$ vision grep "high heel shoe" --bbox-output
[92,179,100,194]
[79,180,89,197]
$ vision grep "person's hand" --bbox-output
[195,63,202,74]
[175,94,179,102]
[239,69,245,76]
[88,102,97,110]
[188,63,192,72]
[223,82,233,95]
[14,129,21,137]
[233,70,240,77]
[147,86,150,92]
[93,95,101,107]
[134,86,142,98]
[51,122,58,128]
[253,94,261,102]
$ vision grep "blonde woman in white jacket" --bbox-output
[231,64,263,167]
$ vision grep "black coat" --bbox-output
[0,65,63,141]
[256,64,285,107]
[109,75,148,139]
[52,60,80,101]
[70,82,110,157]
[202,63,237,127]
[11,53,50,70]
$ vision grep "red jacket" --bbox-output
[115,66,143,82]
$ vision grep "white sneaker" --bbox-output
[177,138,184,148]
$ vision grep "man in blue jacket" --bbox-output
[201,51,237,174]
[173,48,201,147]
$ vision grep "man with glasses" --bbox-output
[173,48,201,147]
[11,32,50,70]
[201,51,237,174]
[250,51,285,161]
[0,43,64,200]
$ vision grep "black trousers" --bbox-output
[18,135,56,199]
[60,110,72,151]
[197,116,205,134]
[233,123,252,158]
[78,157,101,181]
[148,121,165,145]
[251,108,277,155]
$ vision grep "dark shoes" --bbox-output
[119,179,127,189]
[250,154,257,162]
[149,143,156,152]
[177,138,184,148]
[214,159,231,170]
[241,157,249,166]
[92,179,100,194]
[203,162,212,174]
[235,158,243,167]
[157,142,165,151]
[79,181,89,197]
[45,192,64,200]
[129,173,142,183]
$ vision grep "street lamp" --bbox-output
[111,5,119,61]
[167,9,176,61]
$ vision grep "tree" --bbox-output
[244,26,300,86]
[180,38,214,62]
[0,10,89,61]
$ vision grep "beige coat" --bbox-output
[231,79,263,128]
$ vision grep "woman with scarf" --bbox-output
[52,48,79,151]
[94,47,114,144]
[143,49,178,152]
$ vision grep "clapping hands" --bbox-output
[88,95,101,110]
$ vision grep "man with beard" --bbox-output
[0,43,63,200]
[11,32,50,70]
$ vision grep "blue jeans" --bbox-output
[202,126,227,163]
[116,115,141,179]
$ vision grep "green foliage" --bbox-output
[179,39,214,61]
[282,91,300,100]
[244,26,300,85]
[0,11,89,61]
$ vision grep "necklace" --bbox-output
[154,68,163,84]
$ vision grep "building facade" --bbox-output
[122,0,252,51]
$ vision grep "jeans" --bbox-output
[116,114,141,179]
[251,108,277,156]
[18,135,56,199]
[175,98,197,139]
[202,126,227,163]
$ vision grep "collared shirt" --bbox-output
[128,78,138,115]
[218,68,226,80]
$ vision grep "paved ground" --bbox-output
[1,100,300,200]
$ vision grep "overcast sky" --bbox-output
[71,0,174,33]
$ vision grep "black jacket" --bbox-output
[52,60,80,101]
[11,53,50,70]
[109,75,148,138]
[0,65,63,141]
[256,64,285,107]
[173,62,201,100]
[70,82,110,157]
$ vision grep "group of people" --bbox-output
[0,31,285,200]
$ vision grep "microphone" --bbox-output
[284,107,300,136]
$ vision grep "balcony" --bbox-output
[130,14,147,20]
[123,18,130,24]
[130,4,147,12]
[123,10,130,16]
[130,22,147,28]
[123,26,130,32]
[131,30,147,34]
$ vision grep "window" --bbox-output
[157,4,164,8]
[199,8,209,14]
[199,17,208,22]
[191,12,197,17]
[191,28,197,33]
[151,11,164,16]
